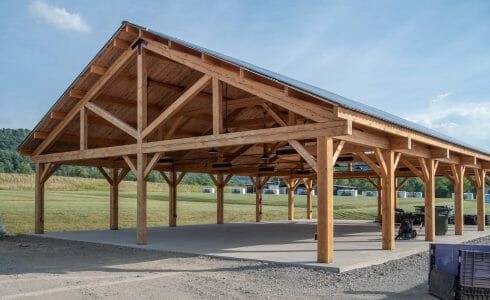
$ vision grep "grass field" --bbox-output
[0,173,487,235]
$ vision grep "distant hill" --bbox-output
[0,128,32,173]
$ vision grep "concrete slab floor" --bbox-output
[32,220,489,273]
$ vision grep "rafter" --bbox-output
[143,39,334,123]
[85,102,137,139]
[32,48,135,156]
[143,74,212,138]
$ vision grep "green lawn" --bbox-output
[0,189,487,235]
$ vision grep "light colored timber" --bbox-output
[97,166,113,185]
[452,164,465,235]
[424,159,436,241]
[143,39,334,123]
[261,103,318,172]
[212,77,223,135]
[136,45,148,245]
[142,74,212,139]
[122,155,137,174]
[85,102,138,139]
[80,106,88,150]
[304,178,314,220]
[142,121,351,155]
[90,65,108,76]
[390,136,412,150]
[332,141,346,164]
[335,106,490,161]
[32,48,135,156]
[144,152,162,179]
[317,136,334,263]
[113,37,131,49]
[35,163,45,234]
[476,169,486,231]
[110,168,120,230]
[382,150,396,250]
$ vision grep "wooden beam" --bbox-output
[477,169,486,231]
[390,136,411,150]
[122,155,137,174]
[136,44,148,245]
[287,178,297,221]
[212,77,223,135]
[374,148,388,178]
[85,102,138,139]
[33,49,135,156]
[113,37,131,49]
[424,159,436,241]
[382,150,396,250]
[31,121,351,164]
[144,152,162,179]
[80,107,88,150]
[305,178,314,220]
[168,169,177,227]
[35,163,45,234]
[261,103,318,172]
[332,141,345,164]
[339,129,390,149]
[216,173,224,224]
[460,155,477,166]
[395,177,409,192]
[90,65,108,76]
[401,159,424,180]
[335,106,490,162]
[110,167,119,230]
[143,74,212,139]
[356,152,383,177]
[317,136,334,263]
[452,164,464,235]
[142,121,351,155]
[431,148,450,160]
[143,39,334,123]
[97,166,113,185]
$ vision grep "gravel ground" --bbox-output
[0,234,488,299]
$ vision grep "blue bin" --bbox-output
[486,194,490,203]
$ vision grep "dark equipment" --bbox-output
[395,218,417,240]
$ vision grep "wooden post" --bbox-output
[136,43,148,245]
[424,159,436,241]
[169,169,177,227]
[35,163,45,234]
[255,183,263,222]
[287,178,295,221]
[477,169,486,231]
[305,179,314,220]
[110,168,119,230]
[382,151,396,250]
[453,165,464,235]
[377,177,384,223]
[217,173,224,224]
[317,136,334,263]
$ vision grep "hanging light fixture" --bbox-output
[208,147,218,155]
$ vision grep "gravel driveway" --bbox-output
[0,234,488,299]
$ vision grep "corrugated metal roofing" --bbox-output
[126,21,489,155]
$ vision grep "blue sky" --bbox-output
[1,0,489,151]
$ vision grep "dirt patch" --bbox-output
[0,234,488,299]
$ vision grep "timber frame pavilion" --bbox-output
[20,22,490,263]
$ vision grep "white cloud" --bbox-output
[28,0,91,33]
[406,93,490,151]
